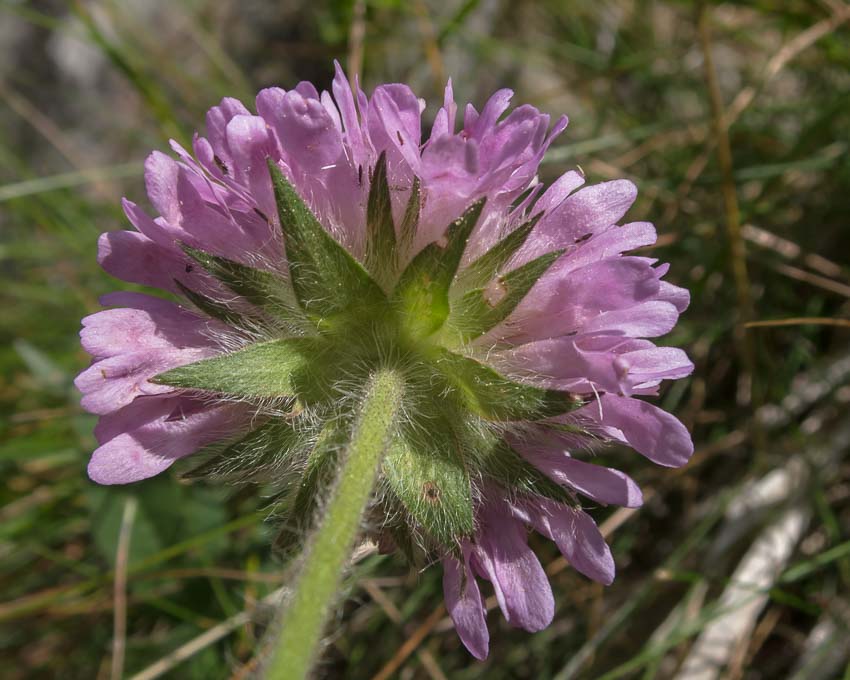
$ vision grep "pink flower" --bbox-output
[77,63,693,658]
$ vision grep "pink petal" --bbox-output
[429,79,457,139]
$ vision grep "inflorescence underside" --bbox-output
[153,153,587,561]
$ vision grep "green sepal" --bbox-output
[398,176,421,254]
[382,428,475,547]
[452,213,542,294]
[182,417,310,481]
[175,280,250,328]
[391,199,485,338]
[151,337,314,399]
[365,152,397,285]
[384,515,418,565]
[435,348,581,421]
[180,243,301,325]
[267,159,385,319]
[483,440,579,508]
[446,248,564,343]
[275,421,345,553]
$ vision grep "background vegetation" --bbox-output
[2,1,850,678]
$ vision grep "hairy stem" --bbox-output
[266,369,404,680]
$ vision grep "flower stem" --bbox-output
[266,369,404,680]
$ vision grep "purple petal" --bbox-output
[581,300,681,338]
[260,88,363,245]
[88,396,248,484]
[97,230,185,293]
[561,222,657,274]
[76,345,213,416]
[505,334,628,393]
[122,198,175,251]
[526,500,615,585]
[430,79,457,139]
[272,90,345,173]
[514,441,643,508]
[619,347,694,386]
[76,352,175,415]
[533,170,586,214]
[368,84,423,172]
[144,151,181,224]
[442,551,489,659]
[294,80,320,100]
[563,511,615,585]
[474,506,554,632]
[465,89,514,139]
[589,394,694,468]
[516,180,637,265]
[191,134,227,180]
[502,257,662,342]
[80,293,216,359]
[657,280,691,312]
[224,114,276,216]
[205,97,251,169]
[330,62,371,175]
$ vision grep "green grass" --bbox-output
[2,1,850,678]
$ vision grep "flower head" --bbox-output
[77,63,693,658]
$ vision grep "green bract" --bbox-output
[154,161,579,556]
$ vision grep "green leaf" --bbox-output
[452,213,542,293]
[365,151,397,285]
[446,249,563,342]
[183,418,311,481]
[391,198,485,337]
[483,440,578,508]
[180,243,301,325]
[435,348,582,421]
[382,427,474,546]
[268,159,385,319]
[151,338,314,399]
